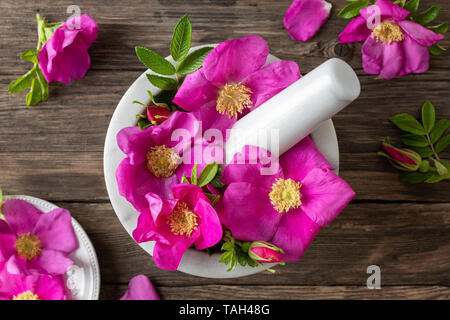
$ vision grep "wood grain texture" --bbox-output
[1,0,449,299]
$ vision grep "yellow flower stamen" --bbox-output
[216,82,252,119]
[15,233,42,261]
[13,291,40,300]
[167,201,199,238]
[269,178,302,213]
[371,21,404,45]
[146,145,181,178]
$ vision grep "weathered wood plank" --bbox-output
[47,202,450,287]
[100,284,450,300]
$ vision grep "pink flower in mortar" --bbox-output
[133,183,223,270]
[173,35,300,134]
[37,14,98,84]
[120,275,160,300]
[219,138,355,262]
[338,0,444,79]
[116,111,208,212]
[248,241,284,264]
[0,263,66,300]
[0,199,78,275]
[284,0,332,42]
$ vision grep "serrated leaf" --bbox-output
[191,164,198,185]
[400,134,429,147]
[434,160,448,176]
[210,166,225,188]
[409,146,433,158]
[428,43,446,56]
[337,0,370,19]
[135,46,176,75]
[430,119,450,143]
[228,251,237,272]
[177,47,214,75]
[146,74,178,90]
[26,78,42,106]
[425,173,449,183]
[414,6,440,25]
[428,22,448,35]
[237,250,248,267]
[404,0,419,14]
[8,68,36,93]
[219,250,233,264]
[21,49,38,64]
[170,14,192,62]
[421,101,435,133]
[399,171,433,184]
[198,162,219,187]
[434,134,450,153]
[389,113,426,135]
[221,241,234,251]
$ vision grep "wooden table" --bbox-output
[1,0,449,300]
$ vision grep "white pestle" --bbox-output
[224,58,361,163]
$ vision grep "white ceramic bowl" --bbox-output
[103,46,340,278]
[4,195,100,299]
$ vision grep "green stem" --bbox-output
[426,132,440,160]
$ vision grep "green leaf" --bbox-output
[146,74,178,90]
[434,134,450,153]
[181,172,190,184]
[221,241,234,251]
[237,250,248,267]
[421,101,435,133]
[36,67,49,102]
[219,250,233,264]
[209,166,225,189]
[191,164,198,185]
[198,162,219,187]
[170,14,192,62]
[430,119,450,143]
[428,22,448,35]
[425,173,449,183]
[21,49,38,64]
[434,160,448,176]
[137,117,153,130]
[228,251,237,272]
[177,47,214,75]
[8,68,36,93]
[428,43,446,56]
[337,0,370,19]
[409,146,433,158]
[26,78,42,106]
[400,134,429,147]
[389,113,426,135]
[135,46,176,75]
[404,0,419,14]
[414,6,440,25]
[240,242,251,253]
[399,171,433,184]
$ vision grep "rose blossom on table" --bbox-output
[284,0,332,42]
[147,106,171,125]
[133,183,223,270]
[173,35,300,135]
[338,0,445,79]
[219,138,355,262]
[38,14,98,84]
[0,199,78,275]
[0,264,67,300]
[378,136,422,171]
[120,275,160,300]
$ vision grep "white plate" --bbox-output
[103,46,340,278]
[4,195,100,300]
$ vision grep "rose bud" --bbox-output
[378,137,422,171]
[248,241,284,264]
[147,106,171,125]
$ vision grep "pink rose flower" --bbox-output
[284,0,332,42]
[219,138,355,262]
[133,183,223,270]
[0,263,66,300]
[339,0,444,79]
[120,275,159,300]
[173,35,300,135]
[116,111,208,212]
[0,200,78,275]
[248,241,284,264]
[37,14,98,84]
